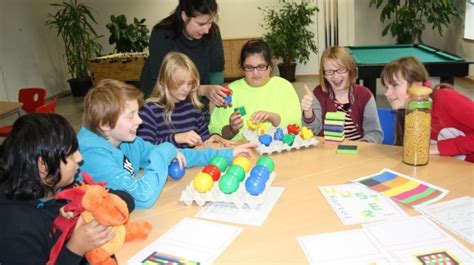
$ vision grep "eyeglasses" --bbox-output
[324,68,348,76]
[243,64,269,72]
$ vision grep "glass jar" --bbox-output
[403,86,432,166]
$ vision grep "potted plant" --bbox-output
[88,14,149,86]
[259,0,319,82]
[46,0,103,97]
[369,0,460,44]
[106,14,149,53]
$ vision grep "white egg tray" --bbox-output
[179,172,276,209]
[242,128,319,155]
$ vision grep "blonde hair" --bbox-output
[83,79,144,136]
[319,47,358,93]
[147,52,203,124]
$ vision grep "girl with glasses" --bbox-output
[209,39,302,140]
[301,46,383,143]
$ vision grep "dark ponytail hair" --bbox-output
[154,0,219,45]
[0,113,78,200]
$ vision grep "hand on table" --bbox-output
[174,131,203,147]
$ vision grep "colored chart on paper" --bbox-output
[354,169,448,208]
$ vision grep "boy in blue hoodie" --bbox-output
[77,79,255,209]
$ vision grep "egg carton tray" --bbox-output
[242,128,319,155]
[179,172,276,209]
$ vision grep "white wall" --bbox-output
[0,0,471,100]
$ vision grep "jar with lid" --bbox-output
[402,86,432,166]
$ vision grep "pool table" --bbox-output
[346,44,472,96]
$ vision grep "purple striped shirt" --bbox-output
[138,99,210,148]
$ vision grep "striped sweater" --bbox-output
[138,99,210,148]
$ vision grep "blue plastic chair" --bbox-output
[377,108,396,145]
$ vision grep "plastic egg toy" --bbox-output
[227,165,246,182]
[202,164,221,181]
[287,124,300,135]
[193,172,214,193]
[168,159,185,180]
[209,156,228,172]
[233,156,251,172]
[282,134,296,146]
[256,156,275,173]
[274,128,284,141]
[246,119,259,130]
[250,165,270,182]
[300,127,314,139]
[245,176,266,196]
[218,173,240,194]
[259,134,272,146]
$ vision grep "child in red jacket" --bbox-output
[381,56,474,163]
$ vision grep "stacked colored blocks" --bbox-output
[234,106,246,116]
[180,156,277,208]
[324,112,345,144]
[223,84,233,106]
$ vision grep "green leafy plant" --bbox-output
[106,14,149,53]
[369,0,461,44]
[46,0,103,80]
[259,0,318,65]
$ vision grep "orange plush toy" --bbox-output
[48,173,152,265]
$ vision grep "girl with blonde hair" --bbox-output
[301,46,383,143]
[138,52,210,147]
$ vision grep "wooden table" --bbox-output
[0,101,22,120]
[117,139,474,264]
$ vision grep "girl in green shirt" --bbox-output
[209,39,302,140]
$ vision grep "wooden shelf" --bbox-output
[223,38,257,80]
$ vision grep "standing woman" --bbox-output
[140,0,228,111]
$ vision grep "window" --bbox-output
[465,1,474,40]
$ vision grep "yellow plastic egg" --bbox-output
[233,156,251,172]
[193,172,214,193]
[300,127,314,139]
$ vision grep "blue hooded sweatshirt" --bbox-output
[77,127,233,209]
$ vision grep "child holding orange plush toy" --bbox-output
[0,113,133,264]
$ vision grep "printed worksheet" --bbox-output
[319,183,408,225]
[127,218,242,265]
[362,216,473,264]
[297,229,394,264]
[354,168,449,208]
[196,187,284,226]
[417,196,474,244]
[298,216,473,264]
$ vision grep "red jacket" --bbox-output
[431,88,474,163]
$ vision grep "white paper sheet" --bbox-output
[127,217,242,265]
[362,216,473,264]
[417,196,474,244]
[319,183,408,225]
[195,187,284,226]
[297,229,394,264]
